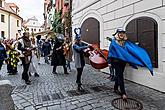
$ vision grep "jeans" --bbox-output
[76,67,84,85]
[113,61,126,95]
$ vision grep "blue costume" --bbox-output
[108,39,153,75]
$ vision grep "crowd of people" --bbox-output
[0,29,73,85]
[0,27,153,100]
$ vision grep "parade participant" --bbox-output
[28,38,39,77]
[6,44,19,75]
[42,39,51,64]
[0,38,7,75]
[36,35,43,64]
[63,37,72,72]
[18,32,32,85]
[51,27,68,74]
[73,28,89,91]
[107,28,153,100]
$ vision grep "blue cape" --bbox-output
[108,39,153,75]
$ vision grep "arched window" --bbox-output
[126,17,158,67]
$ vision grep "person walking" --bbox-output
[42,39,51,64]
[72,28,89,91]
[18,32,32,85]
[28,38,39,77]
[51,27,68,74]
[107,29,128,99]
[63,37,72,72]
[107,28,153,100]
[0,38,7,76]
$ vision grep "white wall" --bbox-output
[10,14,22,39]
[72,0,165,92]
[0,10,9,39]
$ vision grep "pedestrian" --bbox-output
[72,28,89,91]
[51,27,68,74]
[36,35,43,64]
[5,44,19,75]
[0,38,7,75]
[63,37,72,72]
[107,28,153,100]
[42,38,51,64]
[18,32,32,85]
[107,29,128,100]
[28,37,39,77]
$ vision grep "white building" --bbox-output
[0,0,22,39]
[23,16,44,35]
[72,0,165,92]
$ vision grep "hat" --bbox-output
[74,28,81,40]
[112,28,126,36]
[116,28,126,33]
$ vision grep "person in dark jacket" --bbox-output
[51,28,68,74]
[42,39,51,64]
[107,28,128,100]
[18,32,32,85]
[0,38,7,74]
[72,28,89,91]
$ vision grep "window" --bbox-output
[1,31,5,39]
[126,17,158,67]
[27,28,29,31]
[17,20,19,27]
[1,14,5,22]
[31,28,33,31]
[34,28,36,31]
[0,1,2,7]
[39,29,41,32]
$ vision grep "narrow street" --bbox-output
[0,59,164,110]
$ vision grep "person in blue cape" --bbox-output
[107,28,153,100]
[72,28,89,91]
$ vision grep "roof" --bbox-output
[0,2,22,20]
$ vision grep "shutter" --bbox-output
[137,17,158,67]
[126,17,158,68]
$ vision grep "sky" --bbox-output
[6,0,44,24]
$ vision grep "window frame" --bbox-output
[1,14,5,23]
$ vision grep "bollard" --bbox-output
[0,80,15,110]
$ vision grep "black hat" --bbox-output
[113,28,126,36]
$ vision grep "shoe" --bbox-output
[34,73,39,77]
[64,72,69,74]
[122,94,128,101]
[29,72,31,76]
[114,89,122,95]
[77,84,84,91]
[52,71,57,74]
[25,80,31,85]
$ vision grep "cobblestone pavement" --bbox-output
[0,60,165,110]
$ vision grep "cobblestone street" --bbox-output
[0,60,165,110]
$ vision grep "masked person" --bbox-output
[108,28,153,100]
[51,27,68,74]
[72,28,89,91]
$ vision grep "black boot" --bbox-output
[77,83,84,91]
[34,73,39,77]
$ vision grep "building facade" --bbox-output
[23,16,44,35]
[72,0,165,92]
[0,0,22,39]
